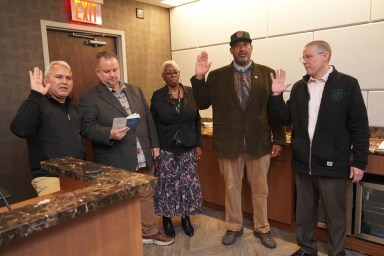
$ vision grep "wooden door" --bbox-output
[47,29,118,161]
[47,29,117,104]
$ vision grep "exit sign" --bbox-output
[70,0,103,25]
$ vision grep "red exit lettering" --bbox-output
[71,0,102,25]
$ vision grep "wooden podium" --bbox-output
[0,193,142,256]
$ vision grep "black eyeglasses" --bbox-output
[299,52,324,63]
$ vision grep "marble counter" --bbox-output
[0,157,156,247]
[201,126,384,155]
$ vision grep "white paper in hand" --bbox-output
[112,117,128,129]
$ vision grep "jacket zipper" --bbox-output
[304,78,312,175]
[309,142,312,175]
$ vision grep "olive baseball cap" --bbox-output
[230,31,252,46]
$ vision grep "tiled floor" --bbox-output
[143,207,368,256]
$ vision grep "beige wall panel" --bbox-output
[197,107,213,119]
[170,0,383,124]
[362,91,368,107]
[314,22,384,90]
[283,92,291,102]
[251,33,313,87]
[196,0,267,47]
[268,0,370,36]
[367,91,384,127]
[173,44,231,86]
[173,44,231,118]
[372,0,384,21]
[172,48,200,87]
[198,44,232,72]
[170,3,198,50]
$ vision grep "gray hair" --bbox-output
[45,61,72,76]
[305,40,332,62]
[161,60,180,73]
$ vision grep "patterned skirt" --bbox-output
[154,148,203,217]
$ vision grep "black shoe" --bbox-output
[291,249,317,256]
[181,216,194,237]
[162,216,175,238]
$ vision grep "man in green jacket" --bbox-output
[191,31,286,249]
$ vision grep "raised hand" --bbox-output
[29,67,50,95]
[195,51,212,79]
[270,69,291,95]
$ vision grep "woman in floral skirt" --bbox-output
[150,60,203,237]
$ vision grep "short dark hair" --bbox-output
[96,51,118,67]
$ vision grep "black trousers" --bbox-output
[295,171,349,256]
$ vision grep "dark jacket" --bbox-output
[10,90,86,178]
[79,83,159,171]
[270,67,370,178]
[191,62,286,158]
[150,85,202,151]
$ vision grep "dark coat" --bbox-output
[270,67,370,178]
[191,62,286,158]
[150,85,202,151]
[10,90,86,177]
[79,83,159,171]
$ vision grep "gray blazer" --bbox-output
[79,83,159,171]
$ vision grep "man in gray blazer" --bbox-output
[79,51,174,246]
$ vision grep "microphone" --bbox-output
[0,186,12,211]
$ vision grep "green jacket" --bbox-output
[191,62,286,158]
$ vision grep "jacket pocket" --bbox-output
[313,137,350,169]
[291,136,310,165]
